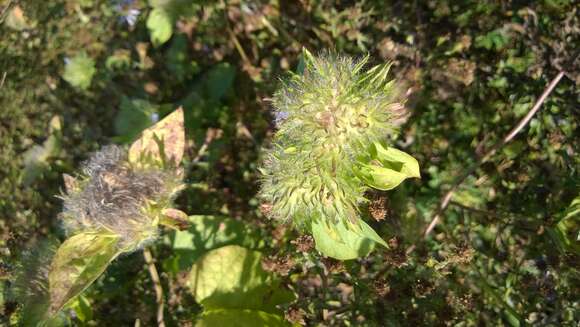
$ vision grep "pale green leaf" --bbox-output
[372,142,420,178]
[48,232,120,315]
[355,164,408,191]
[62,53,96,90]
[146,8,173,47]
[187,245,294,312]
[195,308,292,327]
[311,219,387,260]
[356,142,420,190]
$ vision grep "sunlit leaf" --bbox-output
[187,245,294,313]
[48,232,120,315]
[62,53,96,90]
[146,8,173,47]
[355,142,420,190]
[169,216,261,271]
[195,308,291,327]
[128,107,185,167]
[311,218,387,260]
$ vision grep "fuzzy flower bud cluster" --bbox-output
[60,145,182,250]
[260,51,417,259]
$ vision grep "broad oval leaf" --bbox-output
[187,245,294,312]
[129,107,185,167]
[170,215,261,271]
[146,8,173,47]
[195,308,292,327]
[48,232,120,315]
[311,219,387,260]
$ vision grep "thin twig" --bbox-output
[407,71,565,254]
[0,0,13,24]
[220,0,250,65]
[192,128,218,164]
[0,72,7,89]
[449,201,539,231]
[143,248,165,327]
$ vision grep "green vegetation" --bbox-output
[1,0,578,326]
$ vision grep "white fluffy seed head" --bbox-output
[60,145,182,249]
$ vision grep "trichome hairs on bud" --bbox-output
[60,145,181,249]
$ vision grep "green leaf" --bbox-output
[69,295,93,323]
[205,63,236,100]
[48,232,121,316]
[355,142,420,190]
[311,219,387,260]
[62,53,96,90]
[114,97,158,143]
[187,245,294,313]
[21,135,60,186]
[171,216,261,270]
[195,308,291,327]
[146,8,173,47]
[548,195,580,254]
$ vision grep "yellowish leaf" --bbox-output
[129,107,185,167]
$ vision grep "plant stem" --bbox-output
[143,247,165,327]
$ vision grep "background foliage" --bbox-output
[1,0,578,325]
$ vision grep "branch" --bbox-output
[0,72,6,89]
[143,247,165,327]
[408,71,565,253]
[191,128,218,164]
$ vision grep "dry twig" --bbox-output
[143,248,165,327]
[407,71,565,254]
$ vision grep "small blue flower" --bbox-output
[274,110,289,126]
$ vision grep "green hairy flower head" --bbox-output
[260,50,419,260]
